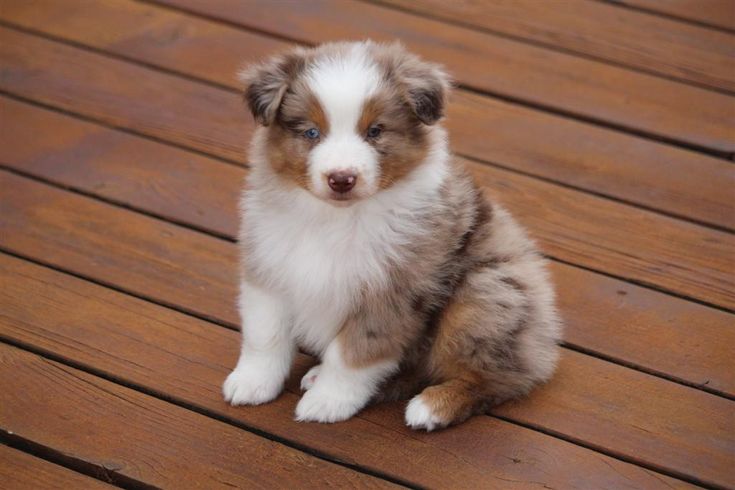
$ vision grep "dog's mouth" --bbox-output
[327,191,357,206]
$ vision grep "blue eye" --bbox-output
[304,128,320,140]
[366,125,382,139]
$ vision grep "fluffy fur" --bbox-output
[223,41,562,430]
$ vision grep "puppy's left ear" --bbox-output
[239,48,308,126]
[390,47,452,125]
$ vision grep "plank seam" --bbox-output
[0,245,239,331]
[458,151,735,234]
[0,273,709,490]
[561,342,733,400]
[490,414,719,490]
[364,0,735,97]
[595,0,735,35]
[0,435,150,489]
[2,23,733,230]
[0,90,244,168]
[0,160,233,241]
[455,85,734,163]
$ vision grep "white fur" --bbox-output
[223,281,294,405]
[305,44,384,199]
[405,395,446,431]
[295,339,398,423]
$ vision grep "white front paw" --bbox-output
[222,364,283,406]
[294,386,364,423]
[300,365,322,391]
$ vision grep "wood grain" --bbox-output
[0,97,244,238]
[2,100,733,396]
[0,25,251,162]
[0,254,701,489]
[1,177,733,487]
[0,445,114,490]
[2,35,734,307]
[2,5,734,232]
[3,0,733,154]
[609,0,735,31]
[0,343,397,489]
[0,169,240,325]
[381,0,735,92]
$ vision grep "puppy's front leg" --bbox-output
[223,280,294,406]
[295,334,398,423]
[295,298,418,423]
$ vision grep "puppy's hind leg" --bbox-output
[405,377,485,431]
[406,266,560,431]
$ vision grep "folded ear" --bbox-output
[383,43,452,125]
[239,49,308,126]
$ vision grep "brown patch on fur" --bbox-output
[358,90,431,189]
[369,42,451,125]
[242,49,310,126]
[337,292,414,369]
[417,378,485,427]
[306,93,328,134]
[265,84,329,190]
[264,125,311,189]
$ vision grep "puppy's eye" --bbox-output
[366,125,382,139]
[303,128,320,140]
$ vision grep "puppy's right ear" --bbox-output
[239,49,307,126]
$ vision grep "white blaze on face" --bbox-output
[305,44,383,200]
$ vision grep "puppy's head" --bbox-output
[241,41,450,204]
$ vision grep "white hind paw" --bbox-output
[405,395,446,432]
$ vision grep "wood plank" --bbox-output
[610,0,735,32]
[2,6,734,235]
[2,98,734,397]
[1,175,732,487]
[380,0,735,92]
[0,169,239,325]
[0,254,702,489]
[0,25,250,163]
[0,344,396,489]
[0,445,114,490]
[449,90,734,232]
[0,98,244,238]
[3,0,733,156]
[1,33,734,306]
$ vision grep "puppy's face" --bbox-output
[242,42,450,204]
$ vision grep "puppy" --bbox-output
[223,41,562,430]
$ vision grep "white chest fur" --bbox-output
[242,187,415,353]
[241,139,449,354]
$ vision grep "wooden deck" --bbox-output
[0,1,733,488]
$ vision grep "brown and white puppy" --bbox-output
[223,41,562,430]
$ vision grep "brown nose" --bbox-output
[327,171,357,193]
